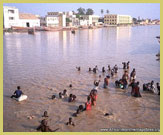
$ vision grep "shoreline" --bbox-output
[3,24,160,33]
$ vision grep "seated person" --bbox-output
[11,86,23,98]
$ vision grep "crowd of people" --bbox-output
[10,61,160,132]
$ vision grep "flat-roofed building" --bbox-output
[46,12,66,27]
[19,13,40,27]
[3,6,20,28]
[79,15,100,26]
[3,6,40,28]
[104,14,132,25]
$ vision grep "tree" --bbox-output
[101,9,104,15]
[77,7,86,15]
[106,9,109,14]
[86,8,94,15]
[132,18,137,24]
[66,18,72,23]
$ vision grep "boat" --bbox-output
[28,28,35,35]
[71,30,75,34]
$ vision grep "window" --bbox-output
[8,10,14,14]
[9,17,14,20]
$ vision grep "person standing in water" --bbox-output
[122,71,129,89]
[133,82,142,97]
[103,76,110,88]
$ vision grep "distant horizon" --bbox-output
[3,3,160,20]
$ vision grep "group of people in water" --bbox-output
[10,61,160,132]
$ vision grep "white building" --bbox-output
[3,6,40,28]
[45,12,66,27]
[104,14,132,25]
[79,15,100,26]
[19,13,40,27]
[3,6,20,28]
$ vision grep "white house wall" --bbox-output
[19,19,40,27]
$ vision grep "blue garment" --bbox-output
[14,90,22,98]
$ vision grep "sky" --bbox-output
[3,3,160,19]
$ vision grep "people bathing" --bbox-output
[127,61,130,69]
[85,96,92,110]
[90,89,97,106]
[115,79,124,89]
[68,94,76,102]
[94,80,100,90]
[114,65,118,73]
[122,71,129,89]
[76,66,81,71]
[130,68,136,82]
[37,119,53,132]
[108,65,111,71]
[143,81,159,94]
[103,76,110,88]
[11,86,23,98]
[66,117,75,126]
[157,83,160,95]
[102,67,105,73]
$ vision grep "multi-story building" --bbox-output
[79,15,100,26]
[3,6,20,28]
[3,6,40,28]
[45,12,66,27]
[104,14,132,25]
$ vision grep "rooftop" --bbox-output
[19,13,39,20]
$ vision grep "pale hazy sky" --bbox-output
[4,3,160,19]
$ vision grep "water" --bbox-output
[3,25,160,132]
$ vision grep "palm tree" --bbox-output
[101,9,104,17]
[106,9,109,14]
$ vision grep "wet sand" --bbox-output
[3,25,160,132]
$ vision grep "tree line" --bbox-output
[76,7,110,15]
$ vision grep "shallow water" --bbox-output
[3,25,160,132]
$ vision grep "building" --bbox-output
[18,13,40,27]
[3,6,20,28]
[104,14,132,25]
[79,15,100,26]
[45,12,66,27]
[3,6,40,28]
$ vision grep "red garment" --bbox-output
[86,101,91,110]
